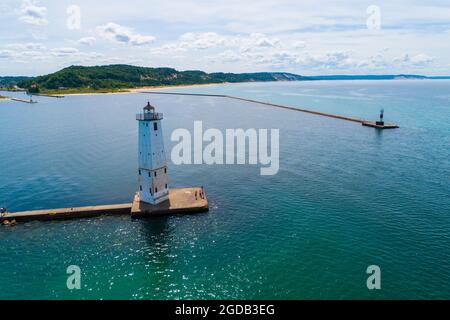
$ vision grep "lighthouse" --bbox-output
[131,101,208,217]
[136,102,169,204]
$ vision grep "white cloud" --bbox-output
[252,33,279,48]
[66,51,106,64]
[96,22,155,46]
[394,53,434,67]
[77,37,96,46]
[180,32,226,49]
[215,50,241,63]
[357,54,389,69]
[0,50,14,59]
[394,53,411,64]
[170,31,282,56]
[150,43,187,55]
[177,32,280,52]
[18,0,48,26]
[51,47,79,57]
[410,53,434,65]
[239,33,280,52]
[0,43,107,64]
[2,0,449,75]
[146,27,439,73]
[293,41,306,49]
[300,51,354,69]
[204,47,437,72]
[5,42,46,50]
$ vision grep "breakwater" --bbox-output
[141,91,398,128]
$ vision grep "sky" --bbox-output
[0,0,449,76]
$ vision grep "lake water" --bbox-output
[0,80,449,299]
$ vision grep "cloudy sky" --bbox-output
[1,0,449,76]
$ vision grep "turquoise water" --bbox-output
[0,80,449,299]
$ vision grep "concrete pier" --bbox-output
[131,187,209,217]
[1,188,209,224]
[361,121,399,129]
[1,203,132,223]
[141,91,399,129]
[36,94,65,98]
[10,98,37,104]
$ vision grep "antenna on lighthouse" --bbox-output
[144,101,154,111]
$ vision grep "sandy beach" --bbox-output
[50,82,230,97]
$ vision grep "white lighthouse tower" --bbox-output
[136,102,169,204]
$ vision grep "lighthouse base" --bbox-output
[131,187,209,218]
[362,121,399,129]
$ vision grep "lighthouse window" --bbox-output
[139,185,142,191]
[150,188,152,195]
[153,122,158,131]
[155,187,158,193]
[165,184,168,189]
[154,172,157,177]
[164,168,167,174]
[148,172,151,178]
[139,170,141,175]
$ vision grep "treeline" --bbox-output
[17,65,305,92]
[0,76,31,88]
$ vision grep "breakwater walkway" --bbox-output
[141,91,398,128]
[10,98,37,104]
[35,94,65,98]
[1,188,208,225]
[1,204,132,223]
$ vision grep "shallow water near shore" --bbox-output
[1,80,450,299]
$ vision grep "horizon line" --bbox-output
[1,63,450,79]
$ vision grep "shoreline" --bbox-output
[10,77,450,97]
[49,82,231,97]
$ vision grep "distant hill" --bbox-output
[14,65,450,93]
[16,65,305,92]
[303,74,450,80]
[0,76,31,88]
